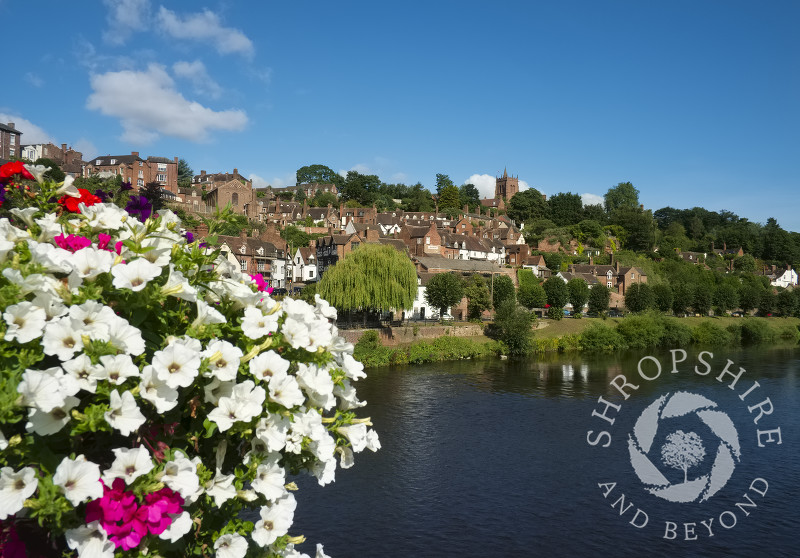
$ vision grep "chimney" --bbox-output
[201,170,206,176]
[7,122,14,129]
[132,151,139,158]
[61,143,67,153]
[174,157,178,164]
[240,230,247,241]
[233,168,238,176]
[463,204,469,213]
[196,222,209,238]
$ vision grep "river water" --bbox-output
[291,346,799,557]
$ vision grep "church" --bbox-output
[480,168,520,211]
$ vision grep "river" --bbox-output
[291,346,800,557]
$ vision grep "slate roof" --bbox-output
[414,255,501,272]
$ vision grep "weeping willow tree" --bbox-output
[318,243,417,316]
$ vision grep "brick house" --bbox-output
[569,261,647,294]
[214,232,286,287]
[83,152,179,193]
[201,169,257,218]
[316,233,364,278]
[0,122,22,161]
[20,143,84,176]
[397,222,442,257]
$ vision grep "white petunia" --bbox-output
[65,521,115,558]
[104,390,146,436]
[314,294,337,320]
[68,247,114,279]
[0,467,38,519]
[204,472,237,506]
[80,202,127,231]
[18,368,66,412]
[111,258,163,291]
[161,265,197,302]
[68,301,115,341]
[192,299,226,327]
[27,240,72,273]
[0,429,6,450]
[98,354,140,385]
[251,461,286,502]
[26,396,78,435]
[310,456,337,486]
[11,206,40,227]
[34,213,63,242]
[42,317,84,361]
[334,379,367,410]
[3,301,47,344]
[339,353,366,381]
[268,374,305,408]
[31,292,68,320]
[248,350,289,383]
[203,378,234,405]
[3,268,59,296]
[214,533,248,558]
[0,239,14,263]
[255,413,290,452]
[296,363,336,410]
[282,297,316,322]
[158,511,192,543]
[107,316,145,355]
[281,317,310,350]
[338,423,369,453]
[162,452,200,499]
[53,455,103,506]
[306,319,334,351]
[240,306,279,339]
[152,342,201,388]
[203,340,243,381]
[0,218,30,242]
[231,380,266,418]
[316,544,332,558]
[103,446,153,485]
[251,500,294,547]
[139,366,179,413]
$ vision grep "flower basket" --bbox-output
[0,163,378,557]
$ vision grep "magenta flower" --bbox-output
[54,234,92,252]
[249,273,269,292]
[97,233,112,251]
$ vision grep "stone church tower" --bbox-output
[495,168,519,200]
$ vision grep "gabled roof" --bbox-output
[415,255,501,273]
[90,154,143,165]
[0,123,21,134]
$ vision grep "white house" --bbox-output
[410,273,437,320]
[771,267,798,288]
[291,247,318,283]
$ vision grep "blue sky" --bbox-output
[2,1,798,230]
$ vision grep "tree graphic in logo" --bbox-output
[661,430,706,484]
[628,391,741,503]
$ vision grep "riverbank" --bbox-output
[353,315,800,368]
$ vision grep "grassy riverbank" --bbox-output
[354,315,800,367]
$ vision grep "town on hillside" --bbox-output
[3,121,799,323]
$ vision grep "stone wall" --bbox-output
[339,323,485,346]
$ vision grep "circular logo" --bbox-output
[628,391,741,503]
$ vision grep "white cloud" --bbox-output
[338,164,372,178]
[87,64,248,143]
[389,172,408,183]
[73,138,99,158]
[156,7,254,58]
[581,193,604,207]
[519,180,530,192]
[464,174,496,199]
[0,113,54,144]
[102,0,151,45]
[24,73,43,87]
[173,60,222,99]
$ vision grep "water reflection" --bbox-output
[291,347,800,558]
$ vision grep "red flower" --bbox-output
[58,188,102,213]
[0,161,34,183]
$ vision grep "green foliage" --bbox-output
[492,275,516,309]
[296,164,343,187]
[142,181,166,212]
[671,283,695,316]
[693,285,713,316]
[464,274,492,320]
[737,319,778,344]
[543,277,568,316]
[738,283,762,315]
[776,289,797,317]
[615,313,665,349]
[33,157,65,182]
[660,319,693,347]
[203,203,248,237]
[548,192,583,226]
[177,158,193,189]
[713,284,740,315]
[309,190,338,208]
[507,188,550,224]
[281,225,325,248]
[624,283,654,313]
[318,243,417,311]
[459,183,481,212]
[437,183,461,211]
[297,282,317,304]
[652,283,674,313]
[758,290,776,316]
[424,272,464,319]
[567,278,590,315]
[543,252,563,272]
[691,321,734,346]
[733,254,756,273]
[519,281,547,310]
[604,181,640,213]
[588,284,611,315]
[580,323,627,352]
[487,301,535,356]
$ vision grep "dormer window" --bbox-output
[96,160,103,165]
[110,159,116,165]
[239,245,246,254]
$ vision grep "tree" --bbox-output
[588,284,611,315]
[661,430,706,484]
[435,173,456,196]
[713,284,739,315]
[177,158,193,189]
[738,284,761,315]
[624,283,654,313]
[310,190,337,208]
[518,282,547,310]
[652,284,674,313]
[759,290,776,316]
[489,300,535,356]
[33,157,66,182]
[294,185,307,203]
[296,164,343,187]
[672,283,695,316]
[464,274,492,320]
[567,278,590,316]
[438,184,461,211]
[604,181,640,213]
[776,289,797,317]
[142,181,165,212]
[459,183,481,212]
[507,188,550,224]
[543,277,568,319]
[693,286,713,316]
[424,273,464,320]
[733,254,756,273]
[402,183,435,212]
[317,243,417,312]
[548,192,583,226]
[340,171,381,205]
[492,275,516,309]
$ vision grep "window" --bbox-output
[309,269,314,278]
[8,148,13,156]
[351,242,360,250]
[631,273,635,279]
[240,260,247,271]
[158,163,167,171]
[110,159,116,165]
[607,281,612,288]
[138,171,143,178]
[232,193,239,206]
[137,179,144,186]
[96,160,103,165]
[9,135,15,145]
[157,174,167,182]
[425,237,430,244]
[139,161,143,166]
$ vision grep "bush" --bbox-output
[615,314,665,349]
[487,300,535,356]
[691,321,734,346]
[580,323,628,352]
[660,319,693,347]
[739,319,777,344]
